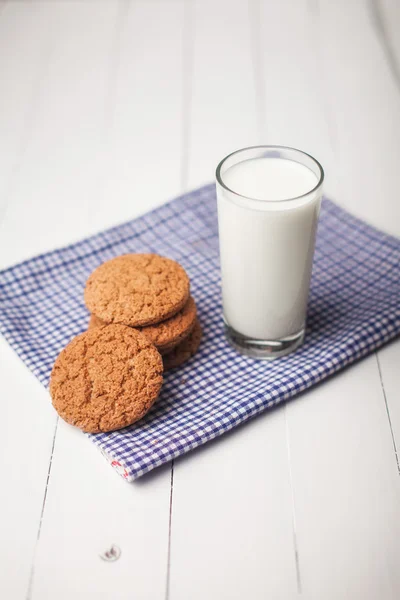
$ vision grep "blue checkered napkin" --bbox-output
[0,185,399,480]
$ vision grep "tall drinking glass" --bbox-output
[216,145,324,359]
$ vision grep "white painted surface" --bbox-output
[0,1,399,599]
[286,354,400,600]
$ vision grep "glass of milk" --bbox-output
[216,146,324,359]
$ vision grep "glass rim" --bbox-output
[215,145,324,205]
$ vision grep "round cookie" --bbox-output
[50,324,163,433]
[88,296,197,355]
[84,254,190,327]
[163,319,203,371]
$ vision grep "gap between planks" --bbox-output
[249,0,305,591]
[23,2,127,597]
[376,352,400,476]
[165,1,194,597]
[26,419,59,600]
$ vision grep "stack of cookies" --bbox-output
[49,254,202,433]
[85,254,201,370]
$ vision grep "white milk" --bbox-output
[217,157,321,341]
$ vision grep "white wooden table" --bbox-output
[1,1,399,598]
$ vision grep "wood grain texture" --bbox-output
[0,0,121,267]
[186,0,260,189]
[258,2,400,598]
[169,2,298,598]
[0,340,57,600]
[0,1,54,239]
[287,355,400,600]
[0,4,60,598]
[170,408,299,600]
[19,2,186,599]
[318,0,400,236]
[31,421,171,600]
[0,1,399,599]
[93,0,186,230]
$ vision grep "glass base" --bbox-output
[224,323,305,360]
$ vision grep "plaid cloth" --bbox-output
[0,184,399,481]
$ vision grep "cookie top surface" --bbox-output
[163,318,202,371]
[50,324,163,433]
[89,296,197,354]
[84,254,190,327]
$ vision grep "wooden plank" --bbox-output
[170,407,300,600]
[318,0,400,236]
[0,4,61,598]
[286,355,400,599]
[0,340,57,600]
[0,0,120,267]
[186,0,260,190]
[169,2,299,598]
[92,0,186,230]
[371,0,400,88]
[257,0,336,199]
[29,1,185,598]
[31,420,172,600]
[257,1,400,598]
[0,1,52,227]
